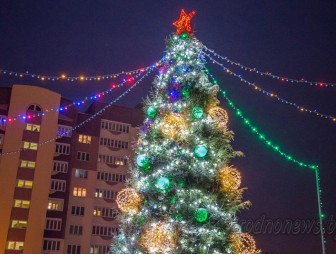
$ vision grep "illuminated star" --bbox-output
[172,9,196,35]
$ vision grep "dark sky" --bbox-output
[1,1,336,253]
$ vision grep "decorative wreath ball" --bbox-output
[208,106,229,131]
[231,232,261,254]
[217,166,241,192]
[139,221,179,254]
[161,113,188,139]
[116,188,143,214]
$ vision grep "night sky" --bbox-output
[1,1,336,253]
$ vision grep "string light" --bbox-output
[0,67,154,157]
[220,89,318,170]
[0,63,158,82]
[1,59,165,124]
[204,53,336,124]
[207,71,326,253]
[0,72,145,124]
[203,45,336,88]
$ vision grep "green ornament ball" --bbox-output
[170,196,177,204]
[194,145,208,158]
[174,213,182,221]
[181,87,190,97]
[146,106,157,118]
[155,177,170,191]
[180,32,189,40]
[194,208,208,223]
[136,154,150,171]
[151,131,157,138]
[192,106,204,119]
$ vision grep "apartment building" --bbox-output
[0,84,143,254]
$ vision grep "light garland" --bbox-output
[204,53,336,124]
[205,76,326,253]
[0,62,160,82]
[220,89,318,170]
[203,45,336,88]
[0,68,154,156]
[0,71,146,124]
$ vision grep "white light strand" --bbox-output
[0,63,158,82]
[203,45,336,88]
[204,52,336,123]
[1,71,146,124]
[0,68,154,157]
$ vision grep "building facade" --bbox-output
[0,85,143,254]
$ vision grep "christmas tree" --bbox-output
[111,10,260,254]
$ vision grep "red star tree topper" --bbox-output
[173,9,196,34]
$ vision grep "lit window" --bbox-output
[10,220,27,229]
[93,208,101,216]
[93,207,119,218]
[6,241,24,250]
[25,123,40,132]
[73,187,86,197]
[75,169,88,179]
[57,125,72,137]
[47,199,64,211]
[90,245,110,254]
[17,179,33,188]
[13,199,30,208]
[78,134,91,144]
[23,141,38,150]
[20,160,36,168]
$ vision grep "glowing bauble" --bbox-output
[155,177,170,191]
[168,89,180,102]
[208,106,229,131]
[146,106,157,118]
[116,188,143,214]
[194,145,208,158]
[231,233,261,254]
[139,221,179,253]
[192,106,204,119]
[181,87,190,97]
[218,166,241,192]
[161,113,187,139]
[194,208,208,222]
[136,154,150,171]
